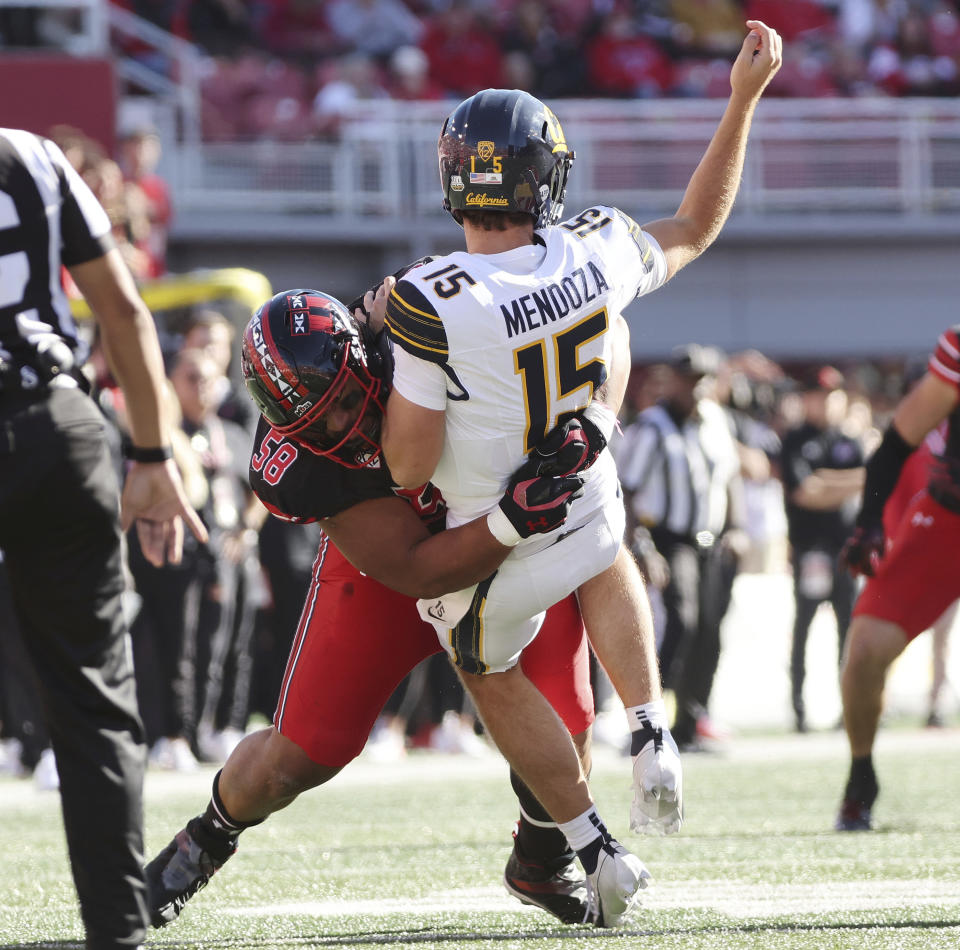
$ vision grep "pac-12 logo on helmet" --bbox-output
[240,289,386,469]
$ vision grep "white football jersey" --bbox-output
[387,205,668,529]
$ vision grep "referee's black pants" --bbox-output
[0,387,148,949]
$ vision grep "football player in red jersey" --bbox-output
[838,325,960,830]
[144,279,639,929]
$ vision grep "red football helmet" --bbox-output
[241,289,386,469]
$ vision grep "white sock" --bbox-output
[558,806,604,852]
[625,699,669,734]
[558,806,612,875]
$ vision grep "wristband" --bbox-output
[486,506,522,547]
[123,444,173,464]
[583,403,617,441]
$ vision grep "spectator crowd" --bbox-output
[153,0,960,140]
[3,2,959,140]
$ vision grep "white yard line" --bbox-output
[228,878,960,920]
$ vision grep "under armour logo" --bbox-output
[911,511,934,528]
[526,516,550,532]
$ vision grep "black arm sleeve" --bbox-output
[856,423,915,528]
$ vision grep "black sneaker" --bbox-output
[835,798,872,831]
[145,817,237,927]
[503,846,588,924]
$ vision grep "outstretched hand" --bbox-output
[730,20,782,102]
[121,459,209,567]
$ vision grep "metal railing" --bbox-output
[0,0,107,54]
[170,98,960,225]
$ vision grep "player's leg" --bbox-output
[505,594,593,922]
[790,560,820,734]
[458,663,649,927]
[577,545,682,835]
[504,730,591,923]
[927,601,956,726]
[432,511,650,926]
[836,492,960,831]
[1,390,149,949]
[836,614,906,830]
[146,543,439,927]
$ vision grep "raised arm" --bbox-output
[643,20,782,281]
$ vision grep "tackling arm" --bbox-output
[324,495,511,599]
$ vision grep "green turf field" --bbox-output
[2,726,959,949]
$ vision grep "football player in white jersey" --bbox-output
[382,21,782,928]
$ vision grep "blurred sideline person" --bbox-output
[617,345,747,750]
[382,22,781,923]
[780,366,864,733]
[0,127,205,950]
[181,308,255,430]
[837,325,960,831]
[145,285,617,929]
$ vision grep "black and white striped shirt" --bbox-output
[616,399,740,540]
[0,128,113,383]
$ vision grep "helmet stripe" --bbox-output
[259,309,309,406]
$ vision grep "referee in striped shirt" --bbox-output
[616,344,746,748]
[0,128,205,949]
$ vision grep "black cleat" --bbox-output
[145,817,237,927]
[503,846,588,924]
[835,798,873,831]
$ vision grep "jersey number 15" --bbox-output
[513,309,608,452]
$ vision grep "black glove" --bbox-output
[527,405,611,478]
[839,524,885,578]
[490,463,585,545]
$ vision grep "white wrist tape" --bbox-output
[487,506,522,547]
[584,402,617,441]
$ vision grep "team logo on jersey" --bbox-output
[450,174,464,192]
[465,193,509,208]
[477,140,495,162]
